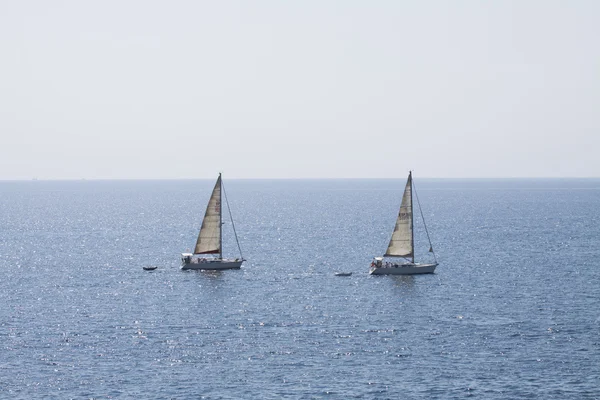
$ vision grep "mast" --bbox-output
[409,171,414,263]
[219,172,223,259]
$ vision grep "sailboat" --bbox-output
[370,171,438,275]
[181,173,245,270]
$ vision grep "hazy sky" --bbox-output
[1,1,598,179]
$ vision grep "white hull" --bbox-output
[369,262,437,275]
[181,259,243,270]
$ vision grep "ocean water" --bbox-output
[0,178,599,399]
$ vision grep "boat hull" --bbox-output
[181,259,243,271]
[369,262,437,275]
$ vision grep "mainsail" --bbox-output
[384,172,413,258]
[194,175,222,255]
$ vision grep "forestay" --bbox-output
[194,176,221,255]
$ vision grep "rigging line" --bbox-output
[221,180,244,260]
[412,178,437,263]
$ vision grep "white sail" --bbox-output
[194,175,221,255]
[384,173,413,258]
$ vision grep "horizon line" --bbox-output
[2,176,600,182]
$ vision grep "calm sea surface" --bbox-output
[1,179,599,399]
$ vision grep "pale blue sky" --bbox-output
[1,1,598,179]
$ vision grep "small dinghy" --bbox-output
[143,266,158,271]
[334,272,352,277]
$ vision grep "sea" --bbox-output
[0,178,599,399]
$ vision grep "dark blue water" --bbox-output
[1,179,599,399]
